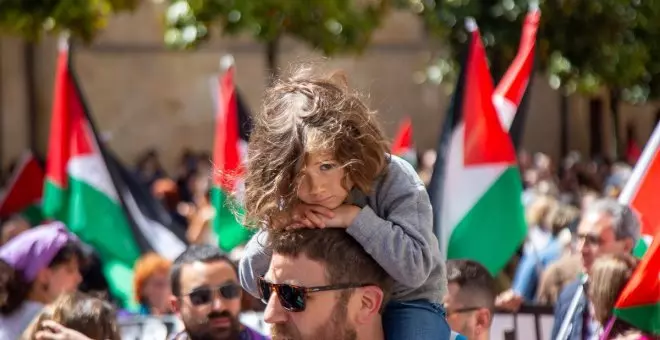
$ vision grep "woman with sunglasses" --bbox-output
[0,222,84,340]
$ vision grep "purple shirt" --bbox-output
[170,325,269,340]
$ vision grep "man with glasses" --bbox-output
[551,198,640,340]
[442,260,495,340]
[258,228,392,340]
[169,245,268,340]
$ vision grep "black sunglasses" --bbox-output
[258,276,371,312]
[185,283,242,306]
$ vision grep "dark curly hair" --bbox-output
[241,65,390,228]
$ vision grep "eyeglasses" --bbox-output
[257,276,371,312]
[184,283,242,306]
[444,306,483,317]
[576,233,605,246]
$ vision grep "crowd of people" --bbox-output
[0,66,657,340]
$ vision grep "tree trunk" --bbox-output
[23,41,37,151]
[265,37,280,86]
[560,91,569,159]
[609,88,622,161]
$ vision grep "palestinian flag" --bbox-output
[493,6,539,146]
[211,66,253,252]
[429,19,527,275]
[0,151,45,225]
[618,121,660,257]
[612,232,660,334]
[42,41,187,308]
[391,117,417,168]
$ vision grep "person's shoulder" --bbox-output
[557,277,585,302]
[383,154,424,187]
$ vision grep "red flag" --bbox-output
[493,8,539,131]
[213,66,242,192]
[210,65,253,252]
[619,121,660,257]
[0,152,44,218]
[392,117,413,156]
[613,232,660,334]
[463,21,517,166]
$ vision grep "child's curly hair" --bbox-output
[243,65,390,228]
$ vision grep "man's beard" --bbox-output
[184,310,241,340]
[271,297,357,340]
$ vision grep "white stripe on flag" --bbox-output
[122,190,186,260]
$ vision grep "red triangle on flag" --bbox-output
[46,48,96,189]
[463,29,517,166]
[0,152,44,217]
[615,232,660,309]
[213,67,242,192]
[494,9,539,109]
[392,117,413,156]
[629,148,660,237]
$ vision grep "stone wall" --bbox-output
[1,1,658,174]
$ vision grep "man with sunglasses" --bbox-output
[551,198,640,340]
[169,245,268,340]
[258,228,392,340]
[442,259,495,340]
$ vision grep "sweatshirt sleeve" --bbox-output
[346,158,437,289]
[238,230,272,298]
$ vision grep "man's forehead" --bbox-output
[443,282,463,307]
[180,260,237,291]
[266,253,328,286]
[579,212,614,233]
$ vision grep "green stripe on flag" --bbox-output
[43,179,141,308]
[448,166,526,275]
[211,187,253,252]
[633,238,650,258]
[21,204,44,225]
[614,302,660,334]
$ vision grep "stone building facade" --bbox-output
[1,2,658,173]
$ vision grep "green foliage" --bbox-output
[406,0,660,102]
[164,0,388,56]
[0,0,139,43]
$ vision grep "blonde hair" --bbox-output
[588,254,637,326]
[243,65,389,227]
[544,204,580,236]
[22,292,120,340]
[526,195,558,227]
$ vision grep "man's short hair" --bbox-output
[170,245,235,296]
[446,259,496,313]
[585,198,640,242]
[268,229,392,305]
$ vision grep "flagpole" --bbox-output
[465,17,478,33]
[528,0,539,12]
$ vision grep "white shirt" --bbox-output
[0,301,44,340]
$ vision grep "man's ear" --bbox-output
[355,286,384,324]
[474,308,492,336]
[170,295,181,314]
[623,237,634,253]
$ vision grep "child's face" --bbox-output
[297,152,353,209]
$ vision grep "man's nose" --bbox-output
[210,294,229,311]
[263,293,288,324]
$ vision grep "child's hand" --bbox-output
[289,203,335,229]
[324,204,361,228]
